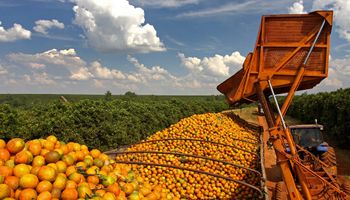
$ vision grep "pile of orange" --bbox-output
[0,135,169,200]
[116,113,261,199]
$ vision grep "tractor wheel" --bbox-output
[321,147,337,167]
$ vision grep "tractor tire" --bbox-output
[321,147,337,167]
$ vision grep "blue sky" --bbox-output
[0,0,349,95]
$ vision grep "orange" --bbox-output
[28,142,42,156]
[14,150,33,164]
[51,187,61,199]
[72,143,80,152]
[93,158,104,168]
[0,139,6,149]
[68,172,83,184]
[107,183,121,196]
[53,174,67,190]
[13,164,30,177]
[0,184,11,199]
[37,191,52,200]
[87,175,99,185]
[62,155,75,166]
[19,188,37,200]
[40,149,50,157]
[19,174,39,189]
[0,149,10,161]
[90,149,101,158]
[65,166,76,176]
[77,184,92,198]
[102,192,116,200]
[0,166,13,176]
[83,157,93,167]
[46,135,58,144]
[36,180,53,193]
[6,138,25,154]
[95,189,106,197]
[4,176,19,190]
[56,161,67,173]
[30,166,41,176]
[61,188,78,200]
[38,166,57,182]
[75,151,84,161]
[45,151,61,163]
[65,180,77,189]
[5,160,15,168]
[32,155,46,167]
[43,141,55,151]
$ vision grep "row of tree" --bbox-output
[288,88,350,148]
[0,98,228,151]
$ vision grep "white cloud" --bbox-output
[32,72,56,85]
[0,64,8,75]
[288,0,306,14]
[0,21,31,42]
[131,0,199,8]
[90,61,126,80]
[72,0,165,53]
[178,51,245,77]
[313,0,350,42]
[33,19,64,35]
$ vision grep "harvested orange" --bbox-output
[45,151,60,163]
[61,188,78,200]
[13,164,30,177]
[37,191,52,200]
[19,174,39,189]
[19,188,37,200]
[0,184,11,199]
[36,180,52,193]
[4,176,19,190]
[6,138,25,154]
[0,166,13,176]
[0,149,10,161]
[37,166,57,182]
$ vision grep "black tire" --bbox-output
[321,147,337,167]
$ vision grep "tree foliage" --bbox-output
[0,97,227,151]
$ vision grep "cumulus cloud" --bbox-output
[0,21,31,42]
[0,64,8,75]
[72,0,165,53]
[33,19,64,35]
[313,0,350,42]
[131,0,199,8]
[288,0,306,14]
[90,61,126,80]
[178,51,245,77]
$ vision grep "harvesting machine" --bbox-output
[217,10,350,199]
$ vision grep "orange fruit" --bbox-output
[102,192,116,200]
[30,166,41,176]
[45,151,61,163]
[72,143,80,152]
[93,158,104,168]
[43,141,55,151]
[14,150,33,164]
[51,187,61,199]
[32,156,46,167]
[0,139,6,149]
[0,184,11,199]
[38,166,57,182]
[6,138,25,154]
[37,191,52,200]
[107,183,121,196]
[4,176,19,190]
[46,135,58,144]
[77,184,92,198]
[56,161,67,173]
[95,189,106,197]
[87,175,99,185]
[61,188,78,200]
[62,155,75,166]
[0,166,13,176]
[53,174,67,190]
[65,180,77,189]
[19,188,37,200]
[19,174,39,189]
[65,166,76,176]
[13,164,30,177]
[68,172,83,184]
[90,149,101,158]
[0,149,10,161]
[36,180,53,193]
[28,142,42,156]
[40,149,50,157]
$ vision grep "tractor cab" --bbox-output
[288,124,329,156]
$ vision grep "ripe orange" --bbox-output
[14,150,33,164]
[6,138,25,154]
[65,180,77,189]
[30,166,41,176]
[87,175,99,185]
[43,141,55,151]
[19,188,37,200]
[4,176,19,190]
[51,187,62,199]
[46,135,58,144]
[0,139,6,149]
[107,183,121,196]
[19,174,39,189]
[32,156,46,167]
[90,149,101,158]
[61,188,78,200]
[45,151,61,163]
[62,155,75,166]
[0,166,13,176]
[36,180,53,193]
[37,191,52,200]
[0,149,10,161]
[0,184,11,199]
[53,174,67,190]
[37,166,57,182]
[77,184,92,198]
[68,172,83,184]
[102,192,116,200]
[28,142,42,156]
[56,161,67,173]
[13,164,30,177]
